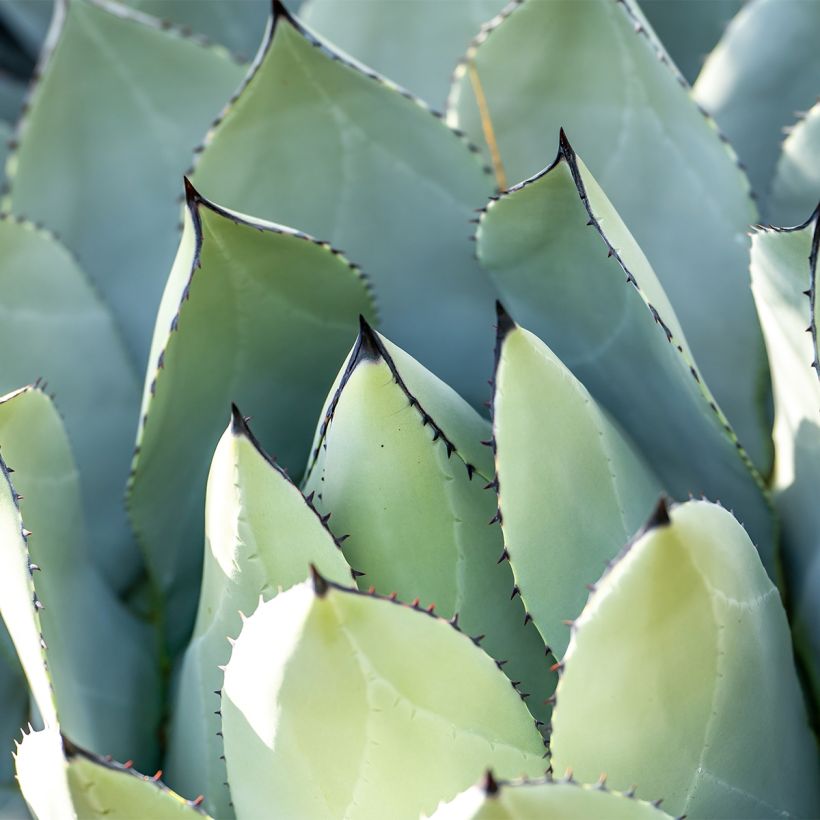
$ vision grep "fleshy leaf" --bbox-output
[4,0,245,363]
[492,307,662,657]
[551,499,820,819]
[0,0,51,59]
[750,210,820,710]
[0,216,141,592]
[770,102,820,228]
[300,0,502,107]
[125,0,268,59]
[427,774,671,820]
[190,2,498,409]
[0,629,26,789]
[303,320,554,724]
[15,728,211,820]
[0,387,161,767]
[640,0,741,83]
[694,0,820,207]
[476,135,776,576]
[222,577,547,819]
[448,0,769,467]
[166,408,353,817]
[128,183,374,652]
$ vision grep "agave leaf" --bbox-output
[128,183,374,652]
[0,72,25,126]
[0,217,141,591]
[640,0,741,84]
[190,2,498,409]
[0,0,51,59]
[448,0,769,468]
[0,629,26,788]
[551,499,820,819]
[750,210,820,710]
[0,386,161,767]
[476,135,776,576]
[300,0,502,108]
[125,0,268,60]
[0,121,9,182]
[166,408,353,817]
[492,306,662,658]
[0,785,27,819]
[770,103,820,228]
[222,575,547,819]
[4,0,245,364]
[15,727,211,820]
[427,773,671,820]
[694,0,820,208]
[303,319,555,724]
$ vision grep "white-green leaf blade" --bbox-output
[770,103,820,228]
[551,500,820,819]
[694,0,820,207]
[128,186,374,652]
[14,727,74,820]
[750,211,820,709]
[191,5,498,409]
[0,217,141,592]
[5,0,245,363]
[222,579,547,819]
[428,776,672,820]
[166,409,352,817]
[0,387,161,767]
[477,138,776,576]
[303,322,555,723]
[493,313,662,658]
[300,0,503,107]
[449,0,768,467]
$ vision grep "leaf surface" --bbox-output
[750,211,820,709]
[694,0,820,207]
[191,3,498,408]
[0,217,141,591]
[222,578,547,819]
[300,0,502,107]
[448,0,768,466]
[128,184,374,652]
[303,320,555,723]
[166,408,352,817]
[476,137,776,576]
[551,500,820,819]
[0,387,161,767]
[493,310,662,657]
[5,0,245,363]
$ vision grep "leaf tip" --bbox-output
[482,769,500,797]
[495,300,517,342]
[643,495,671,533]
[309,563,330,597]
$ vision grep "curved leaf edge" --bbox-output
[445,0,755,205]
[1,0,244,212]
[184,0,494,181]
[477,132,770,506]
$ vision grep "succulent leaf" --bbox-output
[4,0,245,363]
[15,727,211,820]
[0,629,27,787]
[492,310,662,658]
[694,0,820,208]
[166,408,353,817]
[640,0,741,84]
[0,386,161,767]
[300,0,503,107]
[476,136,777,577]
[221,578,547,819]
[127,184,374,652]
[303,321,555,723]
[190,2,499,409]
[770,102,820,228]
[427,774,672,820]
[448,0,770,468]
[750,209,820,710]
[551,499,820,819]
[0,216,141,592]
[0,0,51,59]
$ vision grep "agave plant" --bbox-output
[0,0,816,817]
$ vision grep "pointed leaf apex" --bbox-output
[354,314,383,364]
[230,402,250,436]
[643,495,671,532]
[183,176,202,208]
[495,300,517,342]
[309,563,330,597]
[558,127,576,159]
[272,0,297,26]
[482,769,500,796]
